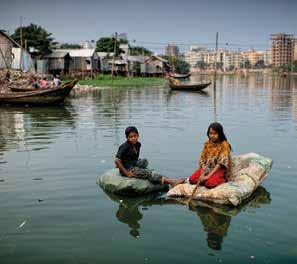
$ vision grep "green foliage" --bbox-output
[130,46,152,56]
[95,37,123,56]
[78,75,165,88]
[60,43,81,49]
[278,61,297,72]
[292,60,297,72]
[195,60,207,70]
[255,60,265,68]
[10,23,57,58]
[241,59,251,69]
[162,56,190,74]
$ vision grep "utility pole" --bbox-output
[19,16,23,71]
[213,32,218,122]
[111,32,117,79]
[214,32,218,82]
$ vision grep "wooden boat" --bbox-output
[10,86,36,92]
[169,73,191,79]
[0,80,77,105]
[168,79,211,91]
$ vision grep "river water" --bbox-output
[0,75,296,263]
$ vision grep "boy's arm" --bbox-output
[115,159,136,177]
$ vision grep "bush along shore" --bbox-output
[77,75,166,88]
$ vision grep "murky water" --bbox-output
[0,74,297,263]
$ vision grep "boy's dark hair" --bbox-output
[207,122,232,151]
[125,126,139,138]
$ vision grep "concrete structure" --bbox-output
[244,49,271,67]
[80,41,93,49]
[119,44,130,56]
[165,43,179,57]
[294,40,297,61]
[270,33,295,67]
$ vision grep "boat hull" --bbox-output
[169,73,191,79]
[0,80,77,105]
[169,82,211,91]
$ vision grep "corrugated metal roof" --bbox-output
[145,55,169,63]
[59,48,96,57]
[126,55,148,63]
[46,51,69,58]
[97,52,114,58]
[0,30,21,48]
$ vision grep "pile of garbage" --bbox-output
[0,69,44,92]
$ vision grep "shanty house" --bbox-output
[0,30,34,72]
[60,49,99,72]
[145,55,169,76]
[97,52,114,73]
[45,50,71,75]
[124,55,147,76]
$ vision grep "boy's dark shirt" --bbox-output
[116,141,141,172]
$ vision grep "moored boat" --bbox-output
[0,80,77,105]
[10,86,36,92]
[169,73,191,79]
[168,78,211,91]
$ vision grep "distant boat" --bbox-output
[169,73,191,79]
[168,78,211,91]
[0,80,77,105]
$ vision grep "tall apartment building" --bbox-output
[165,43,179,56]
[270,33,294,67]
[294,40,297,61]
[185,47,208,68]
[244,49,271,67]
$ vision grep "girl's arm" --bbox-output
[200,164,223,181]
[199,143,207,168]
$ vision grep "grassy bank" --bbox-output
[78,75,166,88]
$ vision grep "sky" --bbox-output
[0,0,296,53]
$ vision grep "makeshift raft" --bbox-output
[97,169,169,196]
[167,153,273,206]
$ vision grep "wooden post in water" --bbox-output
[111,32,117,80]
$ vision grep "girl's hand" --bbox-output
[200,174,209,183]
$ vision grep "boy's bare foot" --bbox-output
[161,177,186,187]
[170,178,186,187]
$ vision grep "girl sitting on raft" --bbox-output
[166,122,232,188]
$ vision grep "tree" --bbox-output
[255,60,265,69]
[10,23,57,58]
[195,60,207,70]
[163,56,190,74]
[95,37,123,56]
[130,46,152,56]
[241,59,251,69]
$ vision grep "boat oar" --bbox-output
[187,171,206,206]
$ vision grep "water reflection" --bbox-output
[0,105,76,160]
[103,186,271,247]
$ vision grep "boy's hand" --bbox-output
[126,169,138,177]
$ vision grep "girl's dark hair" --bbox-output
[207,122,232,151]
[125,126,139,138]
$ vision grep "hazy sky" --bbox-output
[1,0,296,52]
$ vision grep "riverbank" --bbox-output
[77,75,166,88]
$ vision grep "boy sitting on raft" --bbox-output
[115,126,184,187]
